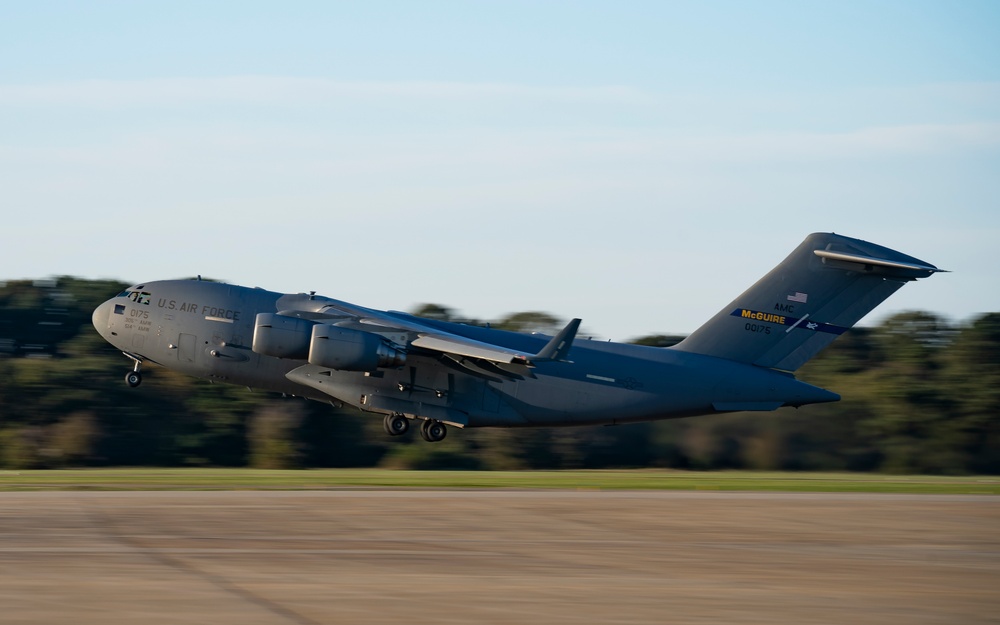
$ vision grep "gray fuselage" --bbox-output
[92,279,838,429]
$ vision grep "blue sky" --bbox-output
[2,1,998,339]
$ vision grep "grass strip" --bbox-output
[0,468,997,494]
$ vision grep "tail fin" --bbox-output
[671,233,944,371]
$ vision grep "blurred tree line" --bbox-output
[0,277,997,474]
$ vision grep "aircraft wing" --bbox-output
[352,314,535,364]
[406,333,531,365]
[274,293,577,366]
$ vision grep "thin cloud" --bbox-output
[0,77,650,109]
[5,77,997,122]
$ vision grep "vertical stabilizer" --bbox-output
[671,233,943,371]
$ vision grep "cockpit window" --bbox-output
[118,290,152,305]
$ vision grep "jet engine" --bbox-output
[253,313,406,371]
[308,324,406,371]
[252,313,314,359]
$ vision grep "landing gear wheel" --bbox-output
[123,352,143,388]
[383,414,409,436]
[420,419,447,443]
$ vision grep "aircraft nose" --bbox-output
[92,299,114,338]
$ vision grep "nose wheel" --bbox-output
[123,352,143,388]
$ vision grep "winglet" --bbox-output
[533,318,581,362]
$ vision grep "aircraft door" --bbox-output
[178,333,197,363]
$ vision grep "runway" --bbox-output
[1,490,997,624]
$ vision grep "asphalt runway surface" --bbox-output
[0,490,997,625]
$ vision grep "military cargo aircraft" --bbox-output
[92,233,942,442]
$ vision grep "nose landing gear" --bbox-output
[123,352,143,388]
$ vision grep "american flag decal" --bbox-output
[787,292,808,304]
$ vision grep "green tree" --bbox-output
[940,313,1000,473]
[410,303,458,321]
[493,311,562,334]
[248,401,306,469]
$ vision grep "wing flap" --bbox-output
[410,334,532,365]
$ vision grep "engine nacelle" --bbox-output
[252,313,315,359]
[308,324,406,371]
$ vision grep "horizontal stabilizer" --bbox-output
[813,250,946,279]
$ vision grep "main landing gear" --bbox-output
[123,353,143,388]
[381,414,448,442]
[383,413,410,436]
[420,419,447,443]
